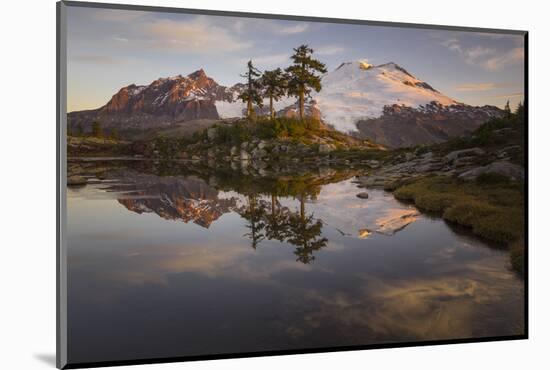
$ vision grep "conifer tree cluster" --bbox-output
[237,44,327,121]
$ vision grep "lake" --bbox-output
[66,160,524,364]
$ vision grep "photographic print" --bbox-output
[57,1,527,368]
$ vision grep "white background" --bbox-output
[1,0,547,369]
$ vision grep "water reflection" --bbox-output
[66,160,524,364]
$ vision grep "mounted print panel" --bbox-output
[57,1,527,368]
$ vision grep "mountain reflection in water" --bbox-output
[66,160,525,364]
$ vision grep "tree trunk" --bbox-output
[271,194,276,217]
[270,96,274,119]
[247,68,253,119]
[299,90,304,120]
[300,194,305,222]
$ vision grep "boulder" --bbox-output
[356,192,369,199]
[445,147,485,162]
[458,161,524,181]
[230,146,239,157]
[206,127,218,141]
[318,143,335,154]
[240,150,251,161]
[251,148,268,159]
[257,140,268,150]
[67,175,87,186]
[365,159,380,168]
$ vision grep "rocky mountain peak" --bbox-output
[187,68,208,80]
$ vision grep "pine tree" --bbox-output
[504,100,511,116]
[515,100,524,123]
[262,68,287,119]
[110,128,120,141]
[238,60,263,119]
[91,121,103,137]
[285,45,327,120]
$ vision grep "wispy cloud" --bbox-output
[442,37,523,71]
[455,82,514,91]
[92,9,147,22]
[72,55,122,64]
[278,23,309,35]
[112,36,128,42]
[236,53,290,69]
[144,17,253,53]
[483,47,524,70]
[315,45,346,56]
[492,92,524,99]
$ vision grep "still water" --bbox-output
[67,161,524,364]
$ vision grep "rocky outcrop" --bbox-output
[356,145,523,189]
[356,102,503,148]
[458,161,525,181]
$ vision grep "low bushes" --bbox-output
[212,117,322,145]
[392,175,525,272]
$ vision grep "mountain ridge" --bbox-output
[68,61,504,147]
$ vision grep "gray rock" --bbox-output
[356,192,369,199]
[458,161,524,181]
[365,160,380,168]
[416,161,444,172]
[318,143,335,154]
[251,148,268,159]
[445,147,485,162]
[67,175,87,186]
[257,140,268,150]
[230,146,239,156]
[206,127,218,141]
[240,150,251,161]
[240,141,249,150]
[420,151,434,160]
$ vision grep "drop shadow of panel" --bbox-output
[34,353,56,367]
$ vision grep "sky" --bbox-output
[66,6,525,112]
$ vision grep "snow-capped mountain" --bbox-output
[68,62,503,147]
[314,61,457,132]
[69,69,227,131]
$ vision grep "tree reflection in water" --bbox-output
[239,189,327,264]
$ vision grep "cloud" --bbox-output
[315,45,346,55]
[492,92,524,99]
[442,37,523,71]
[72,55,122,64]
[483,47,524,70]
[112,36,128,42]
[455,83,502,91]
[144,17,253,53]
[234,52,296,69]
[92,9,147,23]
[278,23,309,35]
